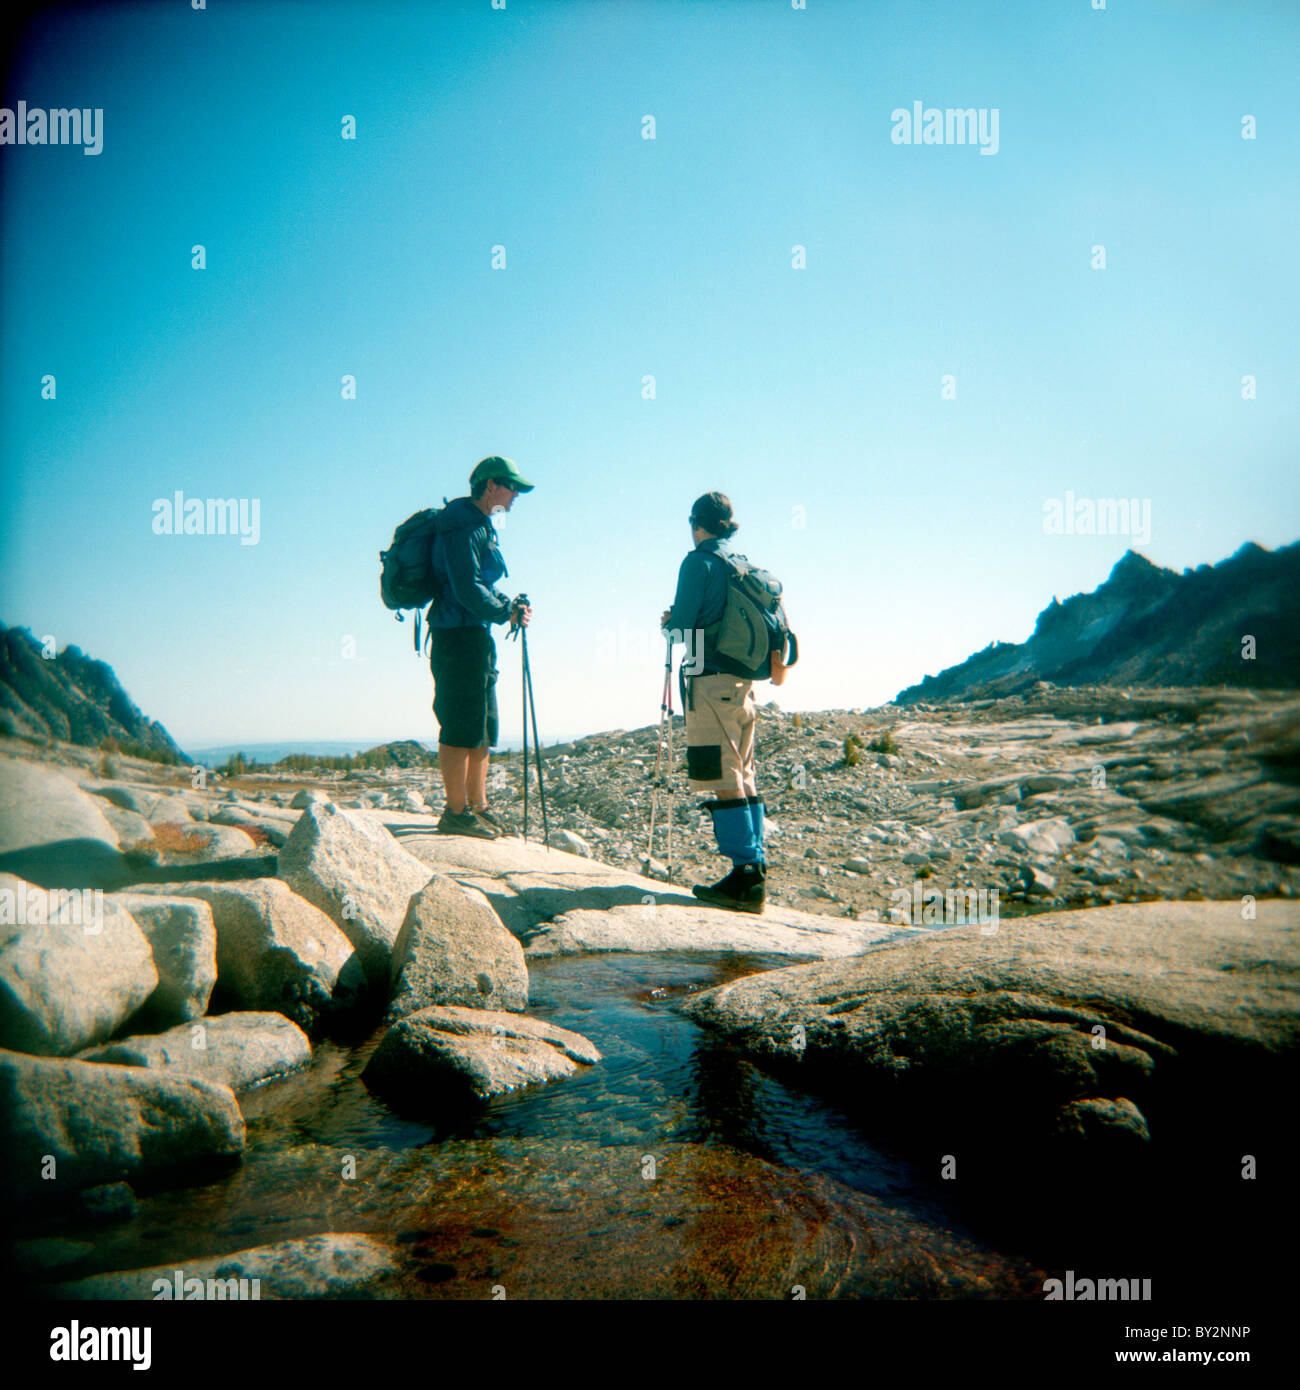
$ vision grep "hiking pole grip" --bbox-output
[506,592,529,641]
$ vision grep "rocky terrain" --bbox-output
[65,683,1290,921]
[397,683,1300,919]
[897,541,1300,701]
[2,674,1298,1299]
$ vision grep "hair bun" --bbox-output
[691,490,738,537]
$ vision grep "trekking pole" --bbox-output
[646,636,675,883]
[508,599,529,838]
[507,595,548,848]
[521,627,550,848]
[520,634,529,840]
[665,651,675,884]
[647,654,666,865]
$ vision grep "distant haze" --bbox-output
[186,736,574,767]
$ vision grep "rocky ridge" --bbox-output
[0,624,187,762]
[895,541,1300,701]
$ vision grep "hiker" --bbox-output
[661,491,767,913]
[428,456,534,838]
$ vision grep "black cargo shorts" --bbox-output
[430,625,499,749]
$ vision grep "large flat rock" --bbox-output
[396,832,593,878]
[0,758,132,889]
[528,901,899,959]
[79,1011,311,1091]
[400,833,894,959]
[682,899,1300,1148]
[0,1047,244,1205]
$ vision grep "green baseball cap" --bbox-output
[469,455,534,492]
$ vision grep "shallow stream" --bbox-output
[20,950,1065,1298]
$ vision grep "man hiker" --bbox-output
[661,491,767,913]
[428,456,534,838]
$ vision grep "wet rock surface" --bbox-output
[53,1233,399,1300]
[0,1048,245,1208]
[681,899,1300,1151]
[363,1005,600,1108]
[26,1138,1046,1300]
[0,942,1282,1301]
[79,1012,311,1092]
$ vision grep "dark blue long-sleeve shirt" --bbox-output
[665,538,734,679]
[666,538,730,634]
[429,497,512,628]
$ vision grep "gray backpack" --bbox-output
[706,551,799,681]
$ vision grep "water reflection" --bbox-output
[13,951,1047,1298]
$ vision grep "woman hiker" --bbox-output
[660,491,767,913]
[428,456,534,839]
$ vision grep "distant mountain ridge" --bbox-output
[0,618,560,767]
[0,623,188,761]
[188,740,399,768]
[897,541,1300,704]
[188,738,547,767]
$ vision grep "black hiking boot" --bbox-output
[436,807,498,840]
[471,805,512,833]
[692,863,766,915]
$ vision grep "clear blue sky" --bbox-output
[2,0,1297,749]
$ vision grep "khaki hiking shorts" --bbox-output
[684,673,757,799]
